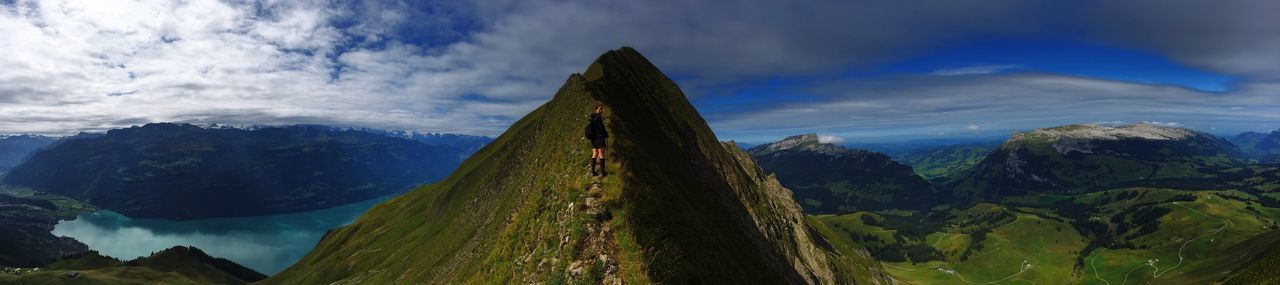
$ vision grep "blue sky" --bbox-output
[1,0,1278,143]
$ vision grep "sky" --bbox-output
[1,0,1278,143]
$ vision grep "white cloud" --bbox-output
[1,0,1279,139]
[708,73,1280,142]
[0,0,1059,136]
[1144,121,1182,127]
[967,124,981,132]
[817,135,844,144]
[933,64,1022,76]
[0,0,543,136]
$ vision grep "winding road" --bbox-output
[1101,197,1230,285]
[935,259,1033,285]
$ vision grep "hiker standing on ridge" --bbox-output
[586,103,608,176]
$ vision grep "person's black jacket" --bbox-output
[585,113,607,139]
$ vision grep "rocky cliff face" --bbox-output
[725,141,893,283]
[265,47,891,284]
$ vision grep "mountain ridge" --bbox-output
[265,47,890,284]
[1231,129,1280,162]
[0,135,57,170]
[3,123,469,220]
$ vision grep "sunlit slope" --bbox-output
[265,47,890,284]
[1,247,265,285]
[821,188,1280,284]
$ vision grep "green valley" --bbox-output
[894,141,999,182]
[755,124,1280,284]
[839,189,1280,284]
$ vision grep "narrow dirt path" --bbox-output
[565,180,621,284]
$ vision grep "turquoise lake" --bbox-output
[51,196,390,275]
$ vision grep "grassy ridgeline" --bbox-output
[264,47,891,284]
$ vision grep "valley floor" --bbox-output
[815,188,1280,285]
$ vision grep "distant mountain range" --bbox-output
[2,123,471,220]
[949,123,1245,200]
[748,134,942,213]
[1230,130,1280,163]
[275,125,494,154]
[759,123,1280,283]
[0,135,57,170]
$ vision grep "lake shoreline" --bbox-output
[51,194,394,275]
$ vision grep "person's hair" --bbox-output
[595,102,603,110]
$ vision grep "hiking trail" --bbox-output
[560,173,621,284]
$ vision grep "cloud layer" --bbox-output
[708,73,1280,142]
[1,0,1278,141]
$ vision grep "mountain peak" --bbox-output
[582,46,653,82]
[750,133,855,156]
[266,47,889,284]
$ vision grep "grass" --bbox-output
[1221,232,1280,284]
[899,143,995,181]
[1,247,264,285]
[860,188,1280,284]
[1,267,211,285]
[1081,195,1279,284]
[885,213,1086,285]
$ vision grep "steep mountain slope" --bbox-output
[266,47,890,284]
[2,246,265,285]
[1223,233,1280,285]
[749,134,942,213]
[3,124,467,220]
[0,135,56,170]
[951,123,1244,200]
